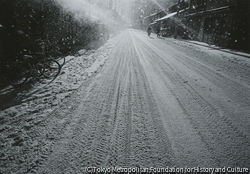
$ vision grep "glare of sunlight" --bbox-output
[147,0,198,39]
[149,0,167,12]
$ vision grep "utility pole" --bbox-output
[89,0,91,18]
[174,0,181,39]
[177,0,180,17]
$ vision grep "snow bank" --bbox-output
[0,33,120,173]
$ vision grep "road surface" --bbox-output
[4,29,250,173]
[36,29,250,172]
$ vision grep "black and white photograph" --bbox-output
[0,0,249,173]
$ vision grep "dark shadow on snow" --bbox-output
[0,79,45,111]
[157,37,165,40]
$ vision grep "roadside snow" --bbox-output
[0,34,119,173]
[173,39,250,58]
[1,36,118,112]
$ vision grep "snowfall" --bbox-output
[0,30,250,173]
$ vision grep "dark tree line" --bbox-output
[0,0,109,75]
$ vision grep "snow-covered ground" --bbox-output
[0,29,249,173]
[1,35,119,113]
[0,34,120,173]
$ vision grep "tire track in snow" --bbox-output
[130,31,175,166]
[105,31,175,167]
[36,37,127,172]
[132,31,249,166]
[33,29,250,173]
[138,34,250,136]
[124,71,132,166]
[77,37,131,167]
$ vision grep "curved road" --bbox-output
[37,29,250,172]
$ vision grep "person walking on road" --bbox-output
[147,26,152,37]
[156,25,161,37]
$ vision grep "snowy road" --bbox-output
[38,29,250,171]
[2,29,250,173]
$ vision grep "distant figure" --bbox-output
[147,26,152,37]
[174,25,178,39]
[174,24,181,39]
[156,25,161,37]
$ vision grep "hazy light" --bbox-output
[56,0,130,22]
[149,0,166,12]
